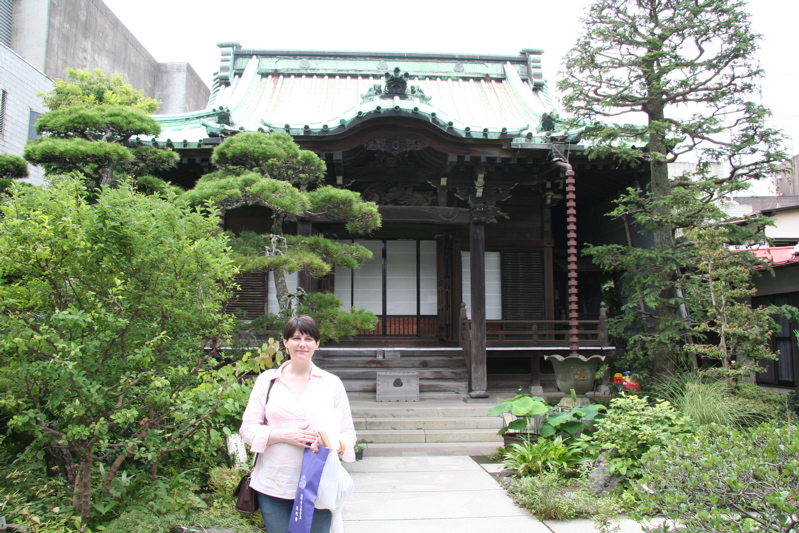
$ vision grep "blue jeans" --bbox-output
[256,491,332,533]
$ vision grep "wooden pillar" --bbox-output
[469,211,488,398]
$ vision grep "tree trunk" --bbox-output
[648,105,679,380]
[270,214,291,316]
[44,444,76,484]
[72,452,94,526]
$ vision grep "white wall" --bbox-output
[0,43,50,184]
[767,209,799,242]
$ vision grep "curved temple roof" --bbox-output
[150,44,580,149]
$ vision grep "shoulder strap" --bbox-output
[253,371,278,467]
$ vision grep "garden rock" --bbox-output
[587,452,618,495]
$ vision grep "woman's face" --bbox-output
[282,329,320,362]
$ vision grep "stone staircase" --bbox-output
[313,347,469,394]
[347,393,505,457]
[314,346,505,456]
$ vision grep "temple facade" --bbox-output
[147,44,648,395]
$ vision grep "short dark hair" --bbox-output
[283,315,320,343]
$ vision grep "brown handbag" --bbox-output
[233,376,276,514]
[233,471,259,514]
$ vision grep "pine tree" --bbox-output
[184,131,381,339]
[24,68,178,191]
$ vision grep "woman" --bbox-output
[240,315,356,533]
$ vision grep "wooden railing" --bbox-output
[359,315,438,337]
[484,318,609,348]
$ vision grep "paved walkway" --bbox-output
[340,455,653,533]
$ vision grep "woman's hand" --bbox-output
[274,424,320,449]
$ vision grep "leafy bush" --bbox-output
[487,393,551,435]
[786,387,799,418]
[588,395,692,480]
[543,402,607,440]
[0,177,259,527]
[502,436,585,477]
[507,472,625,521]
[735,381,791,423]
[487,392,606,440]
[656,373,771,427]
[0,447,75,532]
[634,422,799,533]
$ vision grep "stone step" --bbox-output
[354,416,503,431]
[314,346,470,397]
[357,428,503,444]
[350,402,498,419]
[316,357,467,370]
[357,441,503,457]
[344,378,468,394]
[331,369,468,380]
[317,348,464,358]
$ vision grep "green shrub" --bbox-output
[487,392,606,440]
[786,387,799,418]
[0,449,75,533]
[588,394,692,480]
[507,472,625,521]
[502,436,585,477]
[634,422,799,532]
[735,381,790,423]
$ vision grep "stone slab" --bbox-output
[343,455,479,473]
[343,516,551,533]
[351,469,500,492]
[344,488,527,520]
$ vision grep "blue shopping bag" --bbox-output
[288,446,330,533]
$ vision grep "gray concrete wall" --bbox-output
[11,0,209,114]
[0,43,51,183]
[42,0,160,95]
[10,0,49,70]
[155,62,210,115]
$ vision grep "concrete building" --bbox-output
[6,0,209,115]
[0,0,210,181]
[0,43,51,182]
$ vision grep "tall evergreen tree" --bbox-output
[558,0,788,379]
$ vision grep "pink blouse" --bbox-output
[239,363,357,499]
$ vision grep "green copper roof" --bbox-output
[150,46,581,147]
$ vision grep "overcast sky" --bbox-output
[102,0,799,157]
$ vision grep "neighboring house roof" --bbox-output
[747,245,799,269]
[729,195,799,214]
[148,44,580,150]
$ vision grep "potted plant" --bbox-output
[353,442,365,461]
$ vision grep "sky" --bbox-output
[102,0,799,158]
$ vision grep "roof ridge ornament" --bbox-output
[361,67,432,104]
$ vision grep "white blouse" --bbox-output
[239,362,357,499]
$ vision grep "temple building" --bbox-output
[146,44,648,396]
